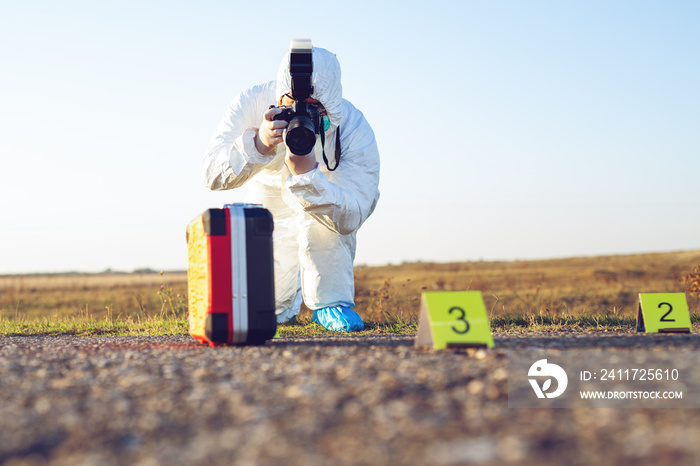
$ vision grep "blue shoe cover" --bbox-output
[313,306,364,332]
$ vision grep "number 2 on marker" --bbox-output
[449,306,470,334]
[659,302,675,322]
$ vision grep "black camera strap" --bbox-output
[319,126,341,172]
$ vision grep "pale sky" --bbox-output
[1,1,698,273]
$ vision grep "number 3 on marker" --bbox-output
[449,306,470,334]
[659,302,675,322]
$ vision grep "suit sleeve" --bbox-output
[284,109,380,235]
[202,82,276,191]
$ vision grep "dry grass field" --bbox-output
[0,272,187,321]
[353,249,700,324]
[2,250,699,328]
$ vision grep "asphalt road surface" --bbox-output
[1,332,700,465]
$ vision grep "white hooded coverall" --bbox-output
[201,47,380,321]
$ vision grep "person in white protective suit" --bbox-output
[201,42,380,332]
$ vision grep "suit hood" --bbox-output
[276,46,342,133]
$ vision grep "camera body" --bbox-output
[271,39,321,156]
[272,101,320,155]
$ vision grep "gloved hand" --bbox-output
[254,107,287,155]
[285,144,318,176]
[313,306,364,332]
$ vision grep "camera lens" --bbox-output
[285,116,316,155]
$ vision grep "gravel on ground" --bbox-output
[1,331,700,466]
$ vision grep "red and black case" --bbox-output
[187,203,276,346]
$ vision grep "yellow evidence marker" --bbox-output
[637,293,692,334]
[415,291,495,349]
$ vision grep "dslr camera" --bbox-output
[271,39,321,156]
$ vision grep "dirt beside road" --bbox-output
[1,332,700,466]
